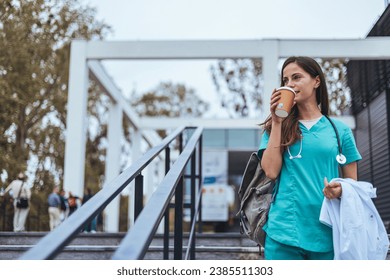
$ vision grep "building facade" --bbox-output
[347,5,390,228]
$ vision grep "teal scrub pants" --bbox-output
[264,235,334,260]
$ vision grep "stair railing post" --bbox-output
[190,150,196,259]
[174,176,184,260]
[163,146,171,259]
[174,132,184,260]
[134,173,144,221]
[198,136,203,233]
[178,132,183,154]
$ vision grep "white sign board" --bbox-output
[202,150,228,185]
[201,184,229,222]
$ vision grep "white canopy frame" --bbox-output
[64,38,390,231]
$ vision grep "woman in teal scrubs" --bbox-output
[259,56,361,260]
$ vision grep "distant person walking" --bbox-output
[82,188,97,233]
[2,172,31,232]
[67,191,81,216]
[59,189,69,222]
[48,186,61,231]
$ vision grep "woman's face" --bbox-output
[282,62,319,105]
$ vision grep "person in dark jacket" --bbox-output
[82,188,97,233]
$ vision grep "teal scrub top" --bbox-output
[258,116,362,252]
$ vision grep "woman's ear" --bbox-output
[314,76,320,89]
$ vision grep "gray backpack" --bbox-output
[237,152,277,247]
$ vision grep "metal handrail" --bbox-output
[19,126,190,260]
[112,127,203,259]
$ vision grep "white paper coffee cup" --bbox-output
[275,87,296,118]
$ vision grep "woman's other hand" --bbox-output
[323,177,342,199]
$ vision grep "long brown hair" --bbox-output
[261,56,329,146]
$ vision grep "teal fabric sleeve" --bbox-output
[257,130,269,159]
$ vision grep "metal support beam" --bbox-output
[128,129,142,228]
[138,116,357,129]
[64,41,88,197]
[88,61,140,128]
[88,60,161,147]
[279,38,390,59]
[262,40,280,120]
[83,38,390,60]
[103,102,123,232]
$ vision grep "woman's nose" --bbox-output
[286,80,294,88]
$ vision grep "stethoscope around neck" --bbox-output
[287,115,347,164]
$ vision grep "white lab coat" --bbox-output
[319,178,389,260]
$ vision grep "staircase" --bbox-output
[0,232,260,260]
[3,232,389,260]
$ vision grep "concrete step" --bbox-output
[0,232,260,260]
[0,244,261,260]
[0,232,257,246]
[2,232,388,260]
[0,232,123,246]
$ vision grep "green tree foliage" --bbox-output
[319,58,351,115]
[130,81,210,137]
[131,82,209,117]
[130,82,209,133]
[0,0,110,190]
[210,58,351,118]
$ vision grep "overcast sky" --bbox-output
[83,0,387,117]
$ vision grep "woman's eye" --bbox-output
[293,75,301,80]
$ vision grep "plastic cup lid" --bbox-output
[276,86,296,95]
